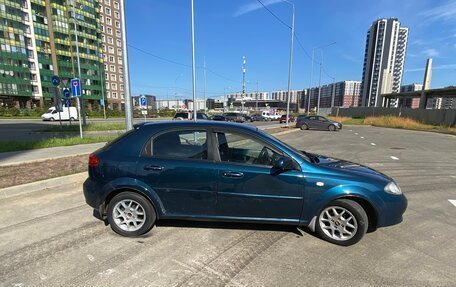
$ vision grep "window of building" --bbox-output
[106,82,110,89]
[105,7,111,15]
[120,93,124,99]
[114,1,119,9]
[115,30,121,38]
[152,130,208,160]
[108,37,113,44]
[111,83,117,90]
[106,91,110,98]
[114,11,120,19]
[109,55,114,63]
[117,57,122,63]
[105,0,110,5]
[107,27,112,35]
[116,39,121,47]
[115,20,120,28]
[110,65,116,72]
[101,25,104,32]
[108,46,114,54]
[106,17,111,25]
[112,92,118,98]
[100,15,104,23]
[110,74,116,81]
[117,48,122,55]
[120,84,124,91]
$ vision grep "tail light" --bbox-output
[88,154,99,167]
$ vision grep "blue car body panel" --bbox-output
[83,121,407,229]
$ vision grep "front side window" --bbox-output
[216,132,281,167]
[153,130,207,160]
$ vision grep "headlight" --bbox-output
[384,182,402,195]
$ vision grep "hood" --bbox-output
[304,152,391,182]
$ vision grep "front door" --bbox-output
[214,130,304,221]
[136,129,218,217]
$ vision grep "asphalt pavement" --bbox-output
[0,126,455,286]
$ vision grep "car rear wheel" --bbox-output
[107,192,156,237]
[300,124,309,130]
[316,199,368,246]
[70,117,75,121]
[328,124,336,131]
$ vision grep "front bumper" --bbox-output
[377,194,408,227]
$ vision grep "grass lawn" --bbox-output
[39,122,126,132]
[329,116,456,135]
[0,135,118,153]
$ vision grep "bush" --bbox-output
[7,107,20,116]
[0,107,5,116]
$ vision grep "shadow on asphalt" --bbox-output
[156,219,308,237]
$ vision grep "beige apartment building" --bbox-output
[99,0,125,110]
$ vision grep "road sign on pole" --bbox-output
[51,75,60,86]
[139,95,147,109]
[70,78,81,97]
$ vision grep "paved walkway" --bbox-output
[0,142,106,167]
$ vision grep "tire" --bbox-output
[315,199,368,246]
[107,191,156,237]
[328,124,336,131]
[50,117,55,122]
[300,124,309,130]
[70,117,75,121]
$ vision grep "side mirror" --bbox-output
[273,156,295,171]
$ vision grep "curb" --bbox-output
[0,152,100,168]
[272,128,300,136]
[0,172,87,200]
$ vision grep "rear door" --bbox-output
[213,129,304,221]
[136,128,218,216]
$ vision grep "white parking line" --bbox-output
[348,129,353,132]
[449,200,456,207]
[360,136,365,139]
[370,143,376,146]
[390,156,399,160]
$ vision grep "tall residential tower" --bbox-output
[360,18,408,107]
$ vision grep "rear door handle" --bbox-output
[144,165,164,171]
[222,171,244,178]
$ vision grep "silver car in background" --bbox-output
[296,115,342,131]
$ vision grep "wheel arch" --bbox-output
[332,195,378,232]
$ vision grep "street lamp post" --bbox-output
[314,42,336,115]
[190,0,197,121]
[120,0,133,130]
[71,0,83,138]
[283,0,294,127]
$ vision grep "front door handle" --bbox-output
[144,165,164,171]
[222,171,244,178]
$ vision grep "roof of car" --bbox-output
[135,120,259,132]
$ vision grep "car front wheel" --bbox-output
[300,123,309,130]
[316,199,368,246]
[107,192,156,237]
[328,124,336,131]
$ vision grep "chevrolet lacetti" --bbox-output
[83,121,407,246]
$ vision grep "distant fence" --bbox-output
[330,107,456,126]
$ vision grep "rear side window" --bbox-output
[152,130,208,160]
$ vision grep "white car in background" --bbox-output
[262,111,281,121]
[41,107,78,121]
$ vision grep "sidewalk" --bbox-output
[0,142,106,167]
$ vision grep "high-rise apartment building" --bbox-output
[0,0,104,108]
[99,0,125,110]
[360,18,408,107]
[303,81,361,111]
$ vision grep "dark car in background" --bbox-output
[250,114,265,121]
[173,112,209,120]
[296,115,342,131]
[223,112,245,123]
[211,114,227,121]
[83,121,407,246]
[279,114,295,124]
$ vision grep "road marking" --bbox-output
[349,129,352,132]
[87,254,95,262]
[449,200,456,207]
[98,269,115,276]
[390,156,399,160]
[354,132,359,135]
[370,143,376,146]
[360,136,365,139]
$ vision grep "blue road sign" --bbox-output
[64,98,72,107]
[63,88,70,99]
[70,78,81,97]
[139,96,147,109]
[100,99,105,107]
[51,75,60,86]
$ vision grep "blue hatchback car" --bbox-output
[83,121,407,246]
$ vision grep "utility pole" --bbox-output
[242,56,246,111]
[120,0,133,130]
[71,0,83,137]
[190,0,197,121]
[256,81,259,110]
[317,49,323,115]
[284,0,294,127]
[203,56,207,111]
[307,49,315,115]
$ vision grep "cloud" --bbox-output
[233,0,282,17]
[418,1,456,22]
[405,64,456,73]
[423,48,439,57]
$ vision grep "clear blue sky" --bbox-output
[125,0,456,100]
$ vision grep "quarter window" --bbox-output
[216,132,281,166]
[153,130,208,160]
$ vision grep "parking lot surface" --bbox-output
[1,126,455,286]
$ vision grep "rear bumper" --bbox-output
[83,177,103,209]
